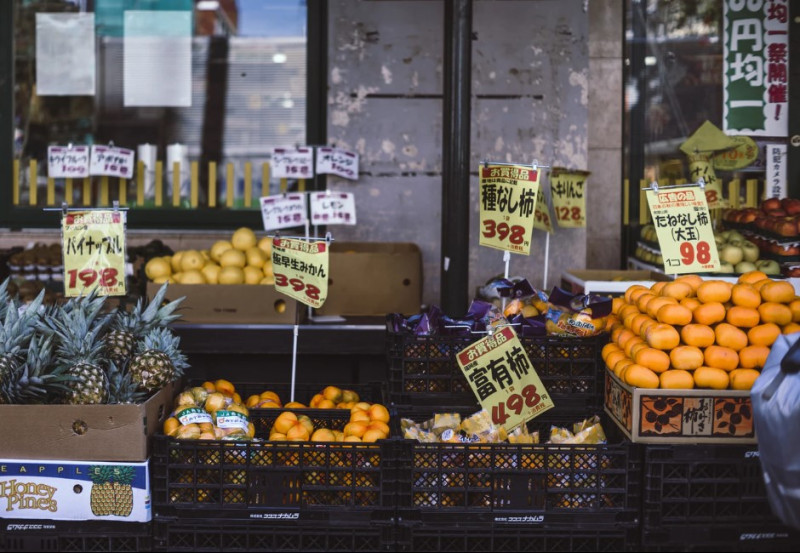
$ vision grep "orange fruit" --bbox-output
[163,417,180,436]
[309,393,324,408]
[362,428,388,443]
[286,421,310,441]
[618,304,641,322]
[738,270,769,285]
[669,345,705,371]
[636,293,658,314]
[704,345,739,372]
[789,299,800,323]
[256,399,281,409]
[343,421,368,438]
[726,306,760,328]
[696,280,733,304]
[613,357,635,379]
[605,350,628,371]
[366,420,390,436]
[245,394,261,408]
[693,366,730,390]
[693,302,726,325]
[634,347,671,373]
[680,324,715,348]
[630,313,654,336]
[729,368,760,391]
[284,401,307,409]
[650,281,668,295]
[625,284,648,304]
[739,345,770,369]
[623,364,660,388]
[645,296,678,319]
[758,302,793,326]
[602,342,623,363]
[622,312,639,331]
[623,336,645,358]
[344,436,362,443]
[615,328,638,349]
[656,304,693,326]
[660,369,695,389]
[731,283,762,308]
[783,322,800,334]
[214,379,236,397]
[680,297,701,311]
[311,428,336,442]
[748,323,781,347]
[714,323,749,351]
[611,297,626,315]
[272,411,298,434]
[322,386,343,403]
[201,381,216,393]
[367,404,390,423]
[760,280,795,304]
[350,410,371,424]
[317,399,336,409]
[645,323,681,350]
[675,274,704,293]
[661,281,694,301]
[628,286,653,305]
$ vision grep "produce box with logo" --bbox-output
[604,371,755,444]
[0,459,151,522]
[561,270,672,297]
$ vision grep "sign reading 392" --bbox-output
[479,164,540,255]
[271,237,329,308]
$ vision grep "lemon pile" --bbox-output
[144,227,274,285]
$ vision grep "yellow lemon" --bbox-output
[231,227,257,251]
[172,272,184,283]
[201,263,221,284]
[218,266,245,284]
[219,248,246,268]
[170,251,185,273]
[263,261,274,278]
[180,250,206,272]
[257,236,273,256]
[145,257,172,280]
[153,275,175,284]
[200,250,210,261]
[243,265,263,284]
[181,269,207,284]
[260,276,275,285]
[245,247,268,268]
[210,240,233,262]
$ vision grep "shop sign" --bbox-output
[315,147,359,180]
[47,145,90,178]
[479,164,540,255]
[645,185,720,274]
[455,326,554,432]
[533,185,553,233]
[765,143,787,199]
[687,153,724,208]
[61,210,127,297]
[723,0,789,137]
[271,237,328,309]
[310,192,357,225]
[550,168,590,228]
[260,193,308,231]
[89,145,135,178]
[272,147,314,179]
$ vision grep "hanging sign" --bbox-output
[89,145,135,178]
[711,135,759,171]
[550,168,590,228]
[765,143,787,199]
[645,184,720,274]
[456,326,554,432]
[316,147,359,180]
[310,192,357,225]
[687,153,724,209]
[47,145,90,178]
[260,193,308,231]
[532,185,553,233]
[272,147,314,179]
[271,237,329,309]
[61,210,127,297]
[479,164,540,255]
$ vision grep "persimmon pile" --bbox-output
[603,271,800,391]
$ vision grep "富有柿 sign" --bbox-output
[271,237,329,309]
[455,326,554,432]
[61,210,127,297]
[723,0,788,137]
[479,164,540,255]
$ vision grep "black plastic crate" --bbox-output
[642,523,800,552]
[153,516,395,552]
[0,520,151,552]
[643,444,785,527]
[385,315,608,414]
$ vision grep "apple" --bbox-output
[716,262,735,274]
[735,261,758,274]
[755,259,782,275]
[776,218,799,237]
[763,197,782,212]
[741,240,760,263]
[786,199,800,216]
[720,243,744,266]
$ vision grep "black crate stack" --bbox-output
[0,521,151,552]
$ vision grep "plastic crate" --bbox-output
[641,523,800,552]
[151,409,397,522]
[385,315,608,414]
[0,520,151,552]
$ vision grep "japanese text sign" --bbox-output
[271,238,328,309]
[645,185,720,274]
[61,210,127,297]
[687,153,724,209]
[272,147,314,179]
[765,143,787,199]
[550,168,590,228]
[316,147,359,180]
[479,164,540,255]
[47,145,90,178]
[89,145,135,178]
[712,135,759,171]
[260,193,308,231]
[456,326,554,432]
[723,0,788,137]
[310,192,357,225]
[532,185,553,233]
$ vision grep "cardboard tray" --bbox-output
[0,381,178,462]
[604,370,755,444]
[560,270,672,296]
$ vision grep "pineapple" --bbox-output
[129,327,188,393]
[112,465,135,517]
[89,466,114,516]
[0,334,70,404]
[107,360,146,405]
[0,289,46,404]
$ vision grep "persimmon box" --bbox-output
[604,370,755,444]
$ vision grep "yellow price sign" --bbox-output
[479,164,540,254]
[550,168,590,228]
[645,185,720,274]
[455,326,554,432]
[271,237,329,308]
[687,153,724,209]
[532,185,553,233]
[712,135,759,171]
[61,210,127,297]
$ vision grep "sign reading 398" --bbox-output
[271,237,329,309]
[479,164,540,255]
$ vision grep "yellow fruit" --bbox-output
[180,270,206,284]
[170,251,185,273]
[201,263,221,284]
[730,368,760,391]
[341,389,360,403]
[245,247,268,268]
[210,240,233,262]
[218,266,245,284]
[153,275,175,284]
[367,404,390,423]
[204,392,227,413]
[659,370,695,389]
[322,386,343,403]
[163,417,180,436]
[693,366,730,390]
[145,257,172,280]
[286,421,310,441]
[231,227,257,251]
[181,250,205,272]
[172,272,184,283]
[260,277,275,285]
[273,412,298,435]
[215,379,236,396]
[243,266,263,285]
[311,428,336,442]
[220,249,247,268]
[263,262,275,278]
[298,414,314,435]
[257,236,273,256]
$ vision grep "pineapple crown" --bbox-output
[0,278,14,321]
[107,359,147,405]
[135,327,189,377]
[42,292,111,367]
[0,289,45,358]
[111,283,185,334]
[13,334,71,403]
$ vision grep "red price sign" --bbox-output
[67,267,120,290]
[61,210,127,297]
[271,237,328,308]
[478,164,539,255]
[490,384,543,426]
[555,206,583,223]
[481,219,526,245]
[274,273,322,302]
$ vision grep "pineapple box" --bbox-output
[604,370,755,444]
[0,459,151,522]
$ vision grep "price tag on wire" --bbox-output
[61,210,127,297]
[272,147,314,179]
[48,145,90,178]
[260,193,308,231]
[479,164,540,255]
[645,182,720,274]
[455,326,554,432]
[89,145,135,178]
[272,237,328,308]
[310,191,357,225]
[550,167,590,228]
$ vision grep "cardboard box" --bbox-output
[316,242,422,317]
[0,382,177,462]
[561,269,673,296]
[148,283,298,324]
[0,459,151,522]
[604,371,755,444]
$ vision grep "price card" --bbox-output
[645,185,720,274]
[272,147,314,179]
[550,168,590,228]
[47,145,90,178]
[532,185,553,233]
[89,145,135,178]
[260,193,308,231]
[310,192,356,225]
[712,136,758,171]
[456,326,554,432]
[272,237,328,309]
[61,210,127,297]
[687,153,724,209]
[316,147,359,180]
[479,164,540,255]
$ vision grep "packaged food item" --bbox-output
[547,415,606,444]
[544,287,612,337]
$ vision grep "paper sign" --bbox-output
[89,145,135,178]
[260,193,308,231]
[456,326,554,432]
[310,192,357,225]
[765,144,787,199]
[48,146,90,178]
[316,147,359,180]
[61,210,127,297]
[271,238,329,309]
[712,135,759,171]
[272,148,314,179]
[550,168,590,228]
[479,164,540,255]
[532,185,553,233]
[645,185,720,274]
[680,121,738,156]
[35,13,96,96]
[687,153,724,209]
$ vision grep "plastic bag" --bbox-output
[751,332,800,530]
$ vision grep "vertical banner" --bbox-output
[271,238,328,309]
[723,0,789,136]
[687,153,724,208]
[479,164,540,255]
[765,143,787,199]
[61,211,127,297]
[550,168,590,228]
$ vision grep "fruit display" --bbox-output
[163,379,256,440]
[144,227,274,285]
[724,197,800,238]
[603,271,799,391]
[6,242,63,280]
[714,229,780,275]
